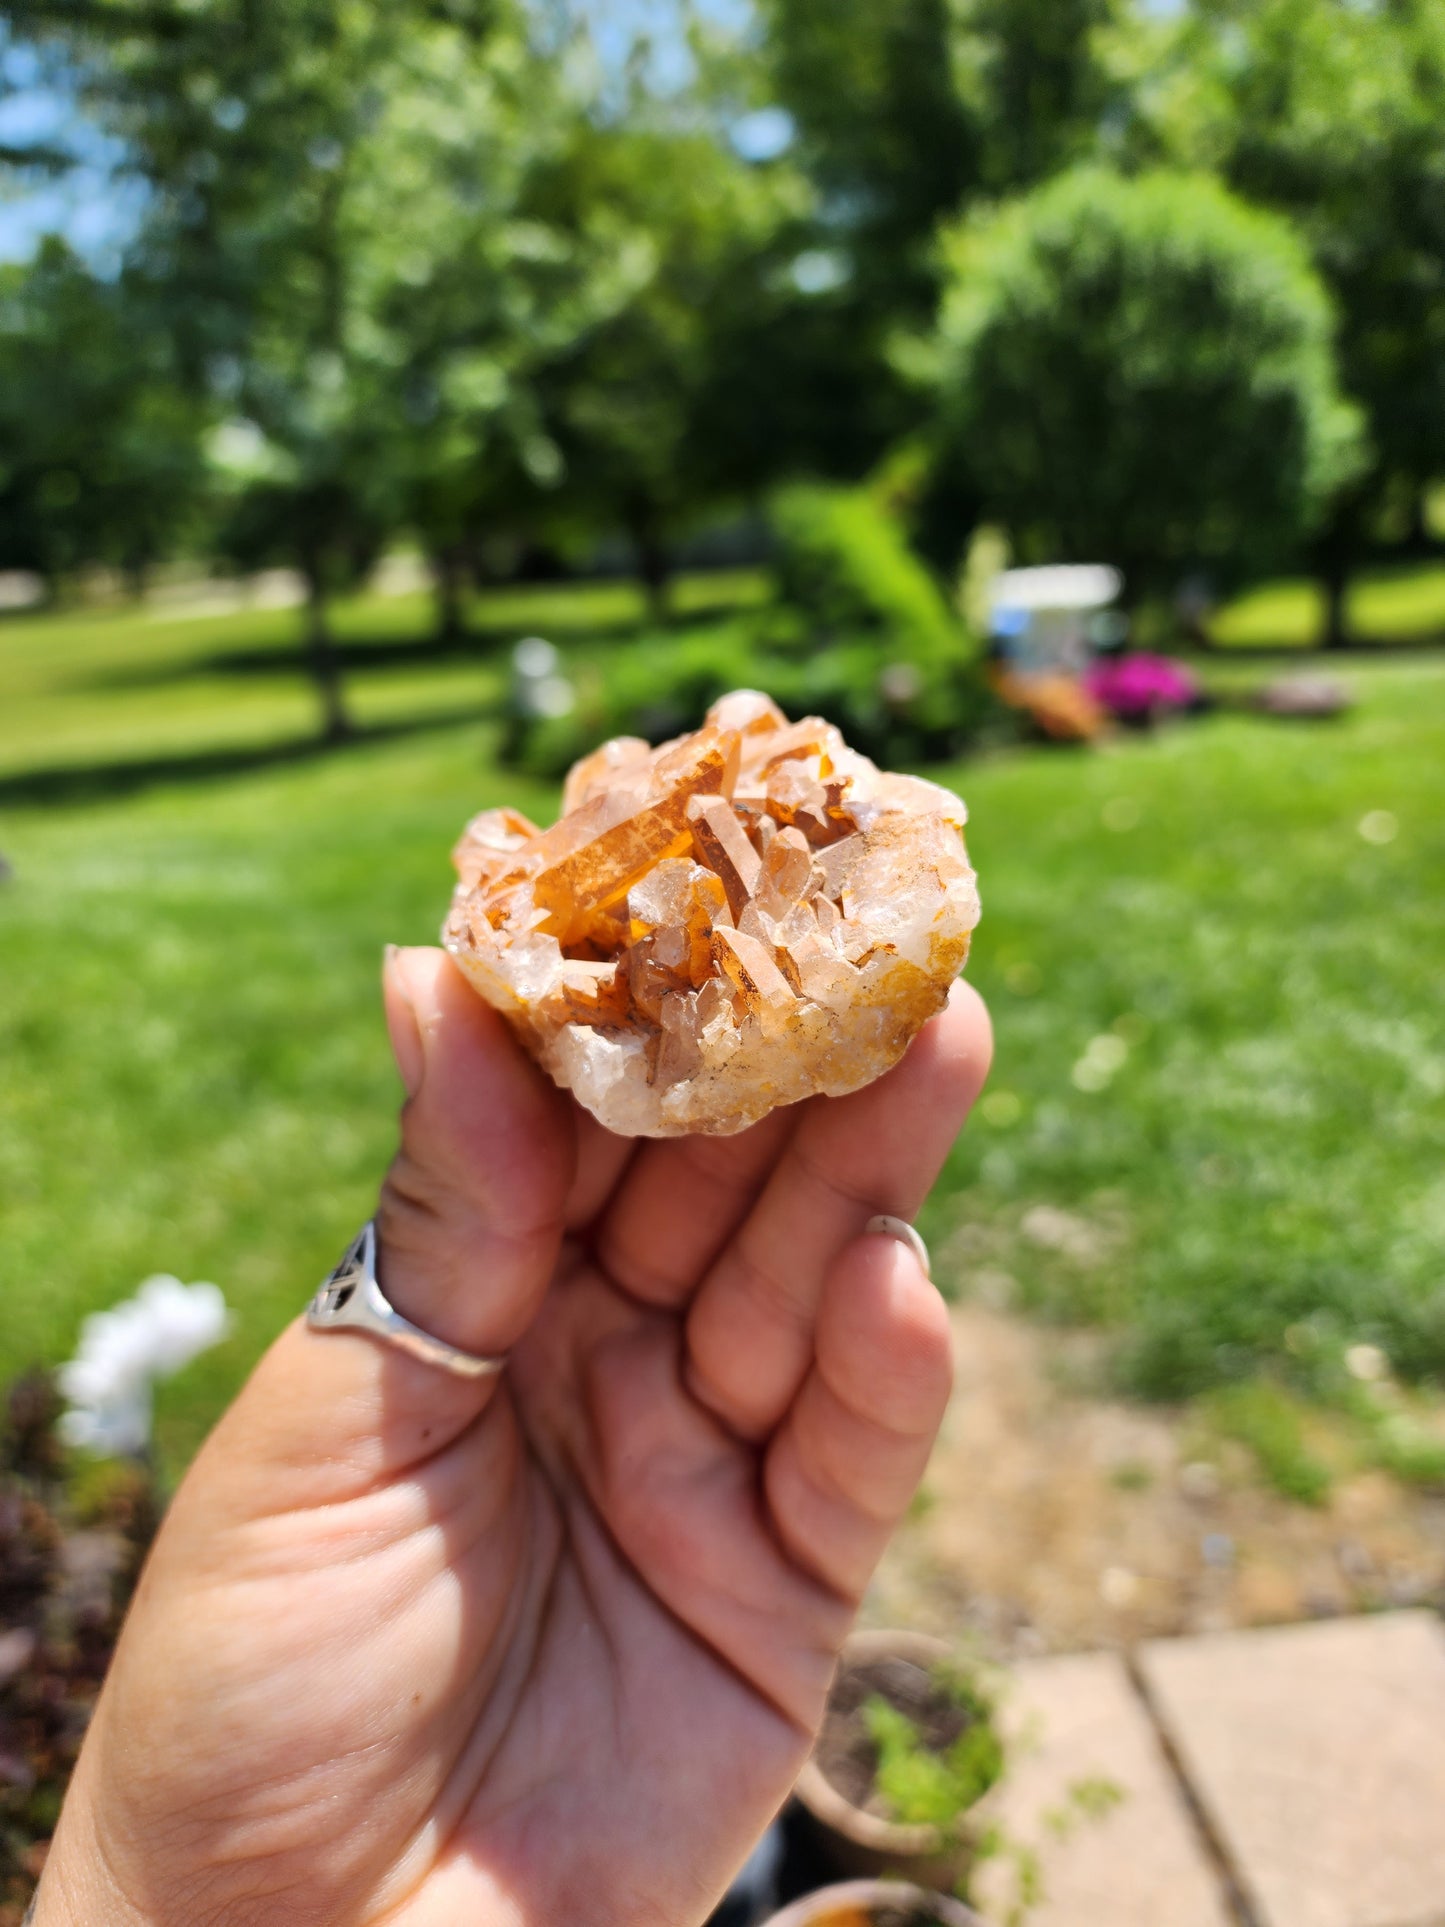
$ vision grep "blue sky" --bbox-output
[0,28,146,266]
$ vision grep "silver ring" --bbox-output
[864,1214,932,1279]
[307,1221,506,1380]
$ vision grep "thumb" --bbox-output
[375,944,577,1357]
[195,947,577,1506]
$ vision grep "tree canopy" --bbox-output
[1134,0,1445,632]
[930,166,1363,590]
[0,238,206,586]
[5,0,1445,667]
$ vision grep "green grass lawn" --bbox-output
[0,569,768,793]
[941,664,1445,1404]
[2,574,1443,1478]
[1209,562,1445,649]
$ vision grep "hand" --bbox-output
[40,947,991,1927]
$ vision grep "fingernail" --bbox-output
[383,944,425,1098]
[865,1214,932,1280]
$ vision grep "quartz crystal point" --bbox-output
[443,691,981,1136]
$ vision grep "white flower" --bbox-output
[58,1390,152,1457]
[58,1276,232,1458]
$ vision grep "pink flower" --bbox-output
[1083,653,1198,719]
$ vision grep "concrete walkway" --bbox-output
[972,1610,1445,1927]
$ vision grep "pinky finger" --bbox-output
[763,1229,954,1601]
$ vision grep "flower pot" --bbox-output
[792,1631,991,1893]
[762,1878,984,1927]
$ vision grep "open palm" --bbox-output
[43,948,990,1927]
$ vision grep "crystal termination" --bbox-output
[443,691,981,1137]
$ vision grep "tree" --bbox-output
[343,13,639,639]
[746,0,984,490]
[928,167,1362,596]
[757,0,980,285]
[1136,0,1445,643]
[509,116,819,614]
[743,0,1141,491]
[12,0,827,656]
[0,238,207,593]
[950,0,1133,193]
[10,1,516,736]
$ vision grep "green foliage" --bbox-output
[1333,1380,1445,1490]
[930,166,1363,590]
[753,0,1143,489]
[758,0,979,273]
[1065,1775,1125,1824]
[0,239,207,587]
[7,0,1445,644]
[496,476,1004,774]
[1204,1381,1332,1506]
[771,482,967,663]
[977,1771,1124,1925]
[758,0,1132,266]
[509,623,767,778]
[516,117,818,590]
[505,614,1011,781]
[1108,1459,1153,1492]
[10,2,822,640]
[951,0,1132,192]
[1039,1775,1126,1844]
[792,633,1011,765]
[758,481,1006,759]
[1140,0,1445,542]
[1366,1421,1445,1491]
[862,1675,1004,1834]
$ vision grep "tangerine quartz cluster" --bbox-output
[443,691,980,1137]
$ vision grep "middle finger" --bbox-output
[591,1106,796,1308]
[683,982,991,1441]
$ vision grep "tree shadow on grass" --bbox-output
[75,595,754,696]
[1198,634,1445,658]
[0,708,490,812]
[74,625,513,695]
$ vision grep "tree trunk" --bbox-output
[431,546,466,641]
[1319,549,1351,651]
[1407,484,1433,555]
[303,567,353,742]
[629,505,671,624]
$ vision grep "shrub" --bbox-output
[505,483,1009,779]
[506,617,1013,782]
[770,481,973,667]
[930,167,1364,592]
[506,622,776,780]
[789,634,1010,765]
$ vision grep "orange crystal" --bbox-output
[443,691,980,1136]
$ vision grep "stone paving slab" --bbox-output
[971,1652,1233,1927]
[1139,1610,1445,1927]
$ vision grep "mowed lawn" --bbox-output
[1208,560,1445,649]
[2,577,1443,1473]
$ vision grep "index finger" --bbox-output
[590,1108,797,1307]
